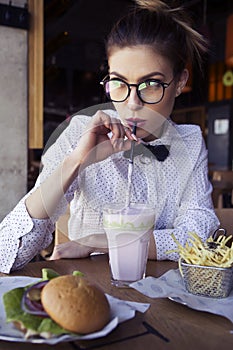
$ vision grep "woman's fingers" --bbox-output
[91,110,136,141]
[81,110,138,160]
[49,241,93,260]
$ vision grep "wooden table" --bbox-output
[0,254,233,350]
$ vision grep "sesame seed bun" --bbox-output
[41,275,110,334]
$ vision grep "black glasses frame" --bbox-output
[100,76,175,104]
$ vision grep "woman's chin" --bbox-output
[137,129,158,142]
[134,128,150,139]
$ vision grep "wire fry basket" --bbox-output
[180,260,233,298]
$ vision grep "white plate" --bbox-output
[168,296,188,306]
[0,276,149,344]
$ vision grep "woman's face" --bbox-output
[108,45,188,141]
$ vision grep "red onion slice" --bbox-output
[21,280,49,317]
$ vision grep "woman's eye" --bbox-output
[148,81,161,87]
[139,81,161,90]
[112,81,125,89]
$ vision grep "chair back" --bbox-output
[211,170,233,208]
[212,170,233,183]
[55,205,70,245]
[214,208,233,236]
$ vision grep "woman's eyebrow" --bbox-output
[109,71,127,80]
[139,72,166,80]
[109,71,166,81]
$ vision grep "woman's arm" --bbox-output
[25,110,133,220]
[0,110,134,272]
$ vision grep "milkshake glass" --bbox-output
[103,203,155,287]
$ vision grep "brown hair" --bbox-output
[106,0,208,75]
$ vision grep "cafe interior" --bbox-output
[36,0,233,237]
[1,1,233,349]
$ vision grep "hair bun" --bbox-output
[135,0,170,12]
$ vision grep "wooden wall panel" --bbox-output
[28,0,43,148]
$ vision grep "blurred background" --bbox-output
[43,0,233,166]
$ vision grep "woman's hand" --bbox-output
[72,110,135,168]
[26,110,135,220]
[49,234,109,260]
[49,241,93,260]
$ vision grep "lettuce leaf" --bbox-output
[41,268,60,281]
[3,268,82,338]
[3,286,70,336]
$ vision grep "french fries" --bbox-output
[168,232,233,268]
[167,232,233,297]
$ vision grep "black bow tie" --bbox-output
[123,143,169,162]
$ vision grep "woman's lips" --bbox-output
[126,119,146,129]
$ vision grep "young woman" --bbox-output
[0,0,219,273]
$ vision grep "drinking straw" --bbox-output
[129,122,137,164]
[125,122,137,207]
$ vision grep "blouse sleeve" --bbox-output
[0,115,86,273]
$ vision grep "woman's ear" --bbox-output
[175,68,189,96]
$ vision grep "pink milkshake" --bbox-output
[103,203,155,287]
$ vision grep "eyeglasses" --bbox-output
[100,76,175,104]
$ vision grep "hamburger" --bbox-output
[3,269,110,339]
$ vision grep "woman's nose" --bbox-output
[127,87,143,110]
